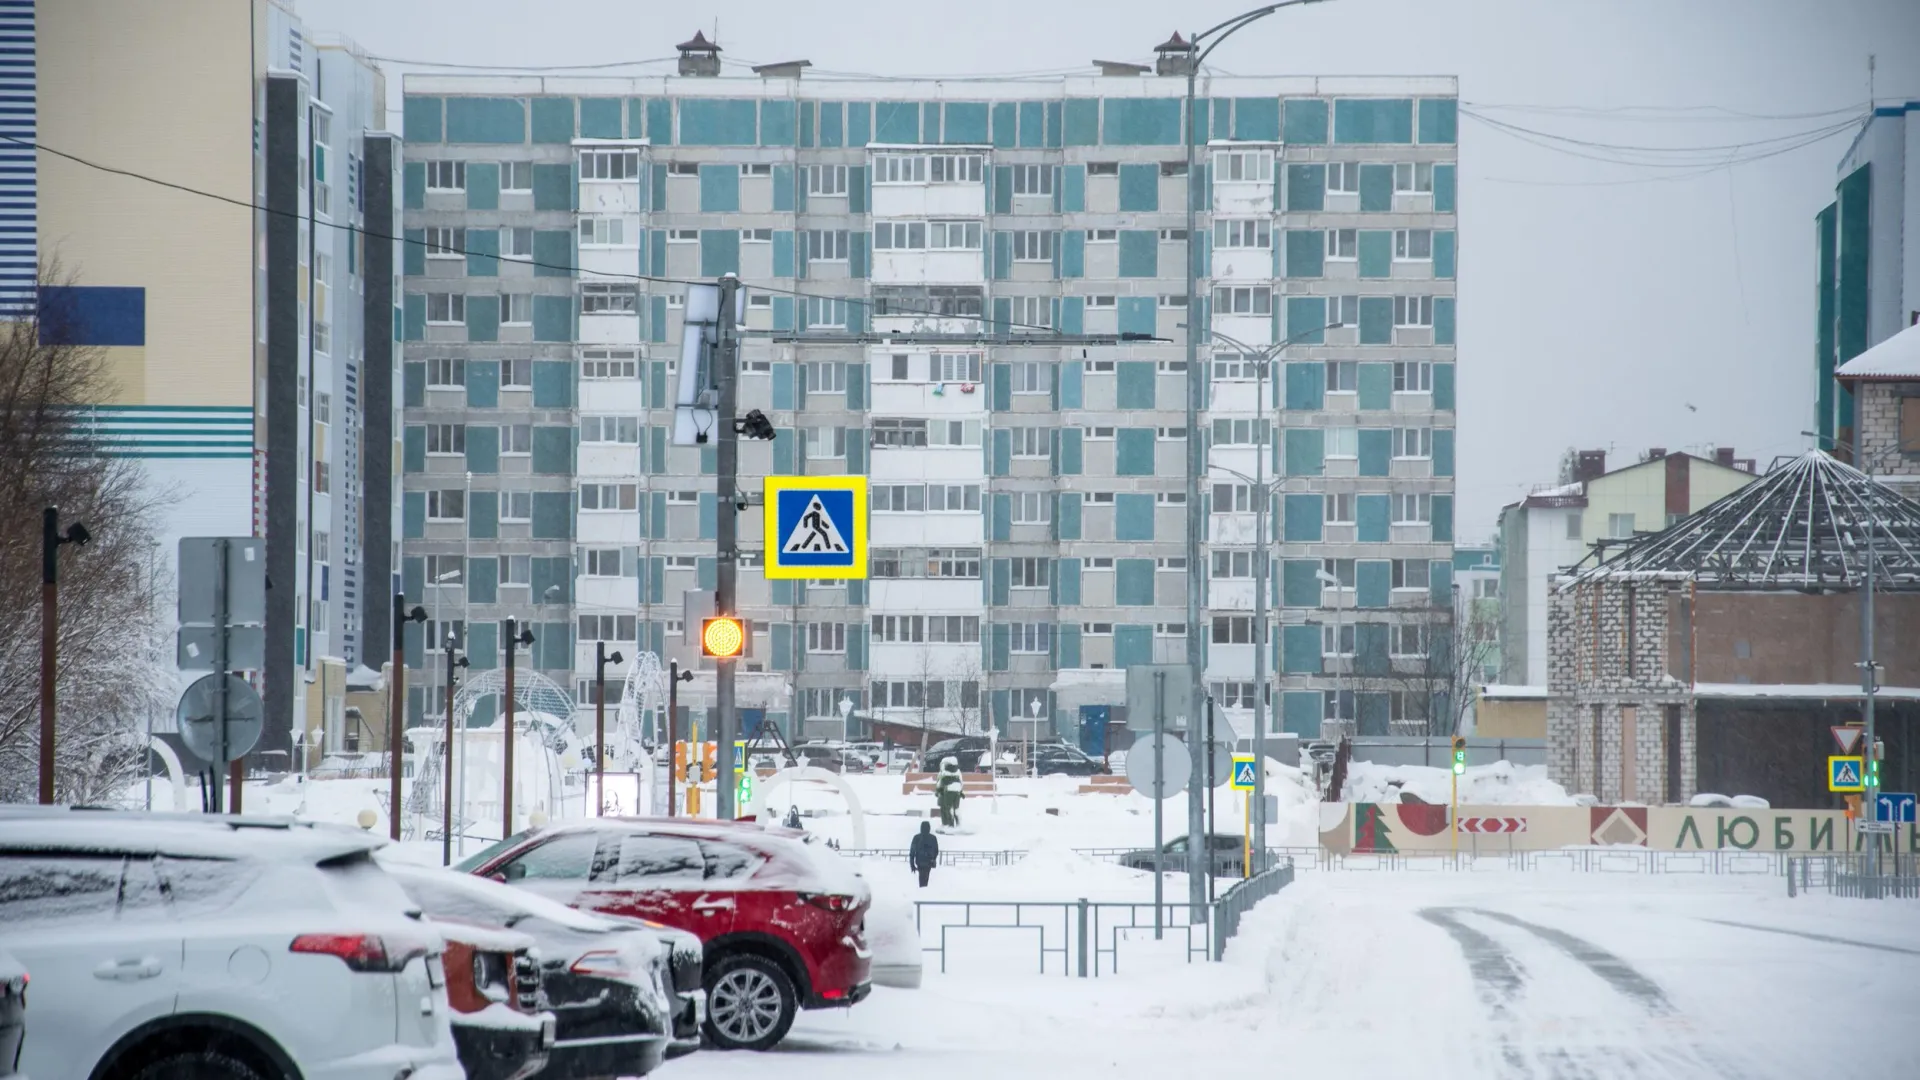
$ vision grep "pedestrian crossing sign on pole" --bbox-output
[763,476,868,580]
[1828,755,1865,792]
[1230,754,1258,792]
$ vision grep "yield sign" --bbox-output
[1832,725,1864,754]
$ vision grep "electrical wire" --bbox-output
[1460,99,1877,123]
[366,54,683,72]
[10,133,1069,335]
[1461,107,1864,167]
[1462,108,1862,186]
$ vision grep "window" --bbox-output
[1212,615,1253,644]
[1011,164,1053,195]
[504,228,534,261]
[580,483,638,511]
[806,622,846,653]
[1322,624,1356,658]
[1331,295,1360,327]
[501,293,532,325]
[806,229,850,261]
[1394,295,1434,327]
[583,548,623,577]
[927,484,980,511]
[1010,556,1051,587]
[1213,682,1264,709]
[426,490,465,521]
[872,484,926,512]
[803,296,848,329]
[1392,427,1433,459]
[1213,353,1262,381]
[314,530,331,563]
[1157,492,1187,504]
[1158,228,1188,242]
[806,164,847,195]
[578,216,627,246]
[500,493,532,523]
[1010,295,1052,332]
[1211,550,1254,578]
[580,350,638,379]
[930,548,982,578]
[873,221,925,251]
[743,228,772,243]
[426,293,465,324]
[1087,161,1119,176]
[1212,483,1253,513]
[1394,229,1433,260]
[1322,558,1356,589]
[502,358,532,388]
[803,362,847,393]
[578,149,639,180]
[1392,623,1428,657]
[1214,219,1272,249]
[582,283,638,314]
[928,153,983,183]
[1212,150,1272,182]
[1325,360,1358,393]
[1089,230,1118,243]
[501,161,533,192]
[928,220,983,250]
[1324,690,1357,722]
[1009,623,1052,653]
[1011,361,1048,394]
[1156,622,1187,637]
[1325,492,1355,524]
[929,420,981,447]
[579,415,640,443]
[742,162,772,177]
[491,556,530,592]
[1325,428,1359,459]
[312,460,331,493]
[1327,162,1360,193]
[1212,286,1271,316]
[426,423,465,455]
[501,424,531,454]
[1608,513,1636,539]
[871,417,929,448]
[1391,559,1431,590]
[579,614,639,642]
[1010,427,1049,458]
[1211,417,1271,446]
[1394,161,1435,193]
[804,426,846,459]
[424,160,465,191]
[667,161,699,176]
[1393,361,1432,393]
[667,229,698,242]
[873,154,927,184]
[933,352,981,382]
[1013,231,1054,261]
[873,285,984,318]
[1566,512,1583,539]
[428,358,465,387]
[425,226,464,258]
[1392,492,1432,523]
[1011,493,1051,525]
[1326,228,1357,260]
[609,835,704,885]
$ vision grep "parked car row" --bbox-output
[0,807,895,1079]
[918,736,1111,776]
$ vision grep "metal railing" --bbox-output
[847,845,1812,876]
[1785,854,1920,898]
[1209,862,1295,960]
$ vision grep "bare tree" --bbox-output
[0,268,171,804]
[1347,594,1498,738]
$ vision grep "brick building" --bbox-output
[1548,451,1920,808]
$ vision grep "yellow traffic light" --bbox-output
[701,616,746,658]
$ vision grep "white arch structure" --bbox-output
[747,766,868,849]
[406,668,577,843]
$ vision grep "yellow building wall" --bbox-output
[1581,458,1756,545]
[37,0,263,407]
[1476,697,1547,738]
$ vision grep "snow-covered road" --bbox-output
[676,871,1920,1080]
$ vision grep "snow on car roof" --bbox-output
[0,809,384,863]
[430,914,537,954]
[381,857,628,934]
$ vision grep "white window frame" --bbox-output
[928,220,983,251]
[806,229,850,262]
[426,293,466,325]
[1212,286,1272,316]
[1214,218,1272,249]
[1394,295,1435,328]
[578,215,629,247]
[580,483,638,512]
[1325,427,1359,460]
[1326,228,1357,261]
[1393,228,1433,261]
[1392,427,1433,460]
[1011,163,1053,196]
[424,226,464,259]
[424,160,465,191]
[1393,361,1433,393]
[581,283,638,315]
[1011,492,1052,526]
[578,149,640,181]
[1012,230,1054,262]
[1394,161,1435,194]
[500,161,533,192]
[1011,361,1048,395]
[1327,162,1360,194]
[1211,149,1273,183]
[806,164,848,196]
[1391,492,1432,524]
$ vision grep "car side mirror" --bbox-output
[489,873,507,884]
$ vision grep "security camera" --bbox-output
[64,522,90,547]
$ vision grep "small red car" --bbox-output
[459,819,872,1051]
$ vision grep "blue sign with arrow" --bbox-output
[1875,792,1916,823]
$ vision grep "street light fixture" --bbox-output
[390,597,427,840]
[594,642,625,816]
[839,695,855,753]
[502,618,536,839]
[441,631,468,866]
[39,506,90,804]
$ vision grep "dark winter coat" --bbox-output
[909,829,940,870]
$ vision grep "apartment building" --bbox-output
[398,33,1458,745]
[36,0,400,762]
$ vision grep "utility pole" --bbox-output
[442,631,465,865]
[667,660,693,816]
[1861,505,1880,881]
[1180,30,1210,925]
[712,274,743,820]
[502,618,533,839]
[594,641,623,816]
[389,595,425,839]
[39,507,87,804]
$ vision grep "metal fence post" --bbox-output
[1076,898,1089,977]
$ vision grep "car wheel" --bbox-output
[129,1052,269,1080]
[703,953,796,1051]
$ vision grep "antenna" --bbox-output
[1868,54,1876,108]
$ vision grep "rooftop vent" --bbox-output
[752,59,812,79]
[1153,31,1195,77]
[1573,450,1607,485]
[1094,59,1150,77]
[676,30,721,77]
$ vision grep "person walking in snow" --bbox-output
[934,756,965,829]
[909,821,940,888]
[783,804,803,830]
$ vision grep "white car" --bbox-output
[0,808,463,1080]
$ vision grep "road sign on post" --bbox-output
[176,538,266,813]
[1124,664,1194,731]
[1125,733,1190,798]
[1229,755,1258,791]
[1874,792,1916,823]
[764,476,868,579]
[1828,756,1865,792]
[1831,725,1864,754]
[176,674,262,763]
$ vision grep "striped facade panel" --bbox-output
[65,405,253,458]
[0,0,33,313]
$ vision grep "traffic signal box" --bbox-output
[1451,736,1467,776]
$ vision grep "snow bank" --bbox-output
[1341,760,1575,806]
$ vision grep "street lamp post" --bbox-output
[501,618,535,839]
[39,507,89,804]
[390,596,427,840]
[441,631,468,866]
[1027,696,1043,775]
[667,661,693,816]
[839,696,854,749]
[1182,0,1329,911]
[594,641,624,816]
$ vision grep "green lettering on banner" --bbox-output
[1772,817,1794,851]
[1675,816,1704,850]
[1717,816,1758,850]
[1809,816,1833,851]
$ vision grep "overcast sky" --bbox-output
[297,0,1920,541]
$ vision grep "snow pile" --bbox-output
[1341,760,1575,806]
[1690,793,1771,809]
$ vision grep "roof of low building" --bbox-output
[1836,321,1920,380]
[1564,450,1920,590]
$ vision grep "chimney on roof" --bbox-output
[1153,31,1195,76]
[1573,450,1607,485]
[1094,59,1151,77]
[752,59,811,79]
[1645,447,1666,462]
[676,30,721,77]
[1713,447,1736,468]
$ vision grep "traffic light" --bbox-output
[702,740,718,781]
[1451,736,1467,775]
[737,770,754,809]
[701,616,746,659]
[673,740,687,776]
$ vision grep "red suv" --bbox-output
[459,819,872,1051]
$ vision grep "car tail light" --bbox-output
[819,987,846,1000]
[290,933,430,973]
[569,949,631,978]
[798,892,857,912]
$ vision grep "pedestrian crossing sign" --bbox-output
[764,476,868,580]
[1230,755,1259,792]
[1828,755,1865,793]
